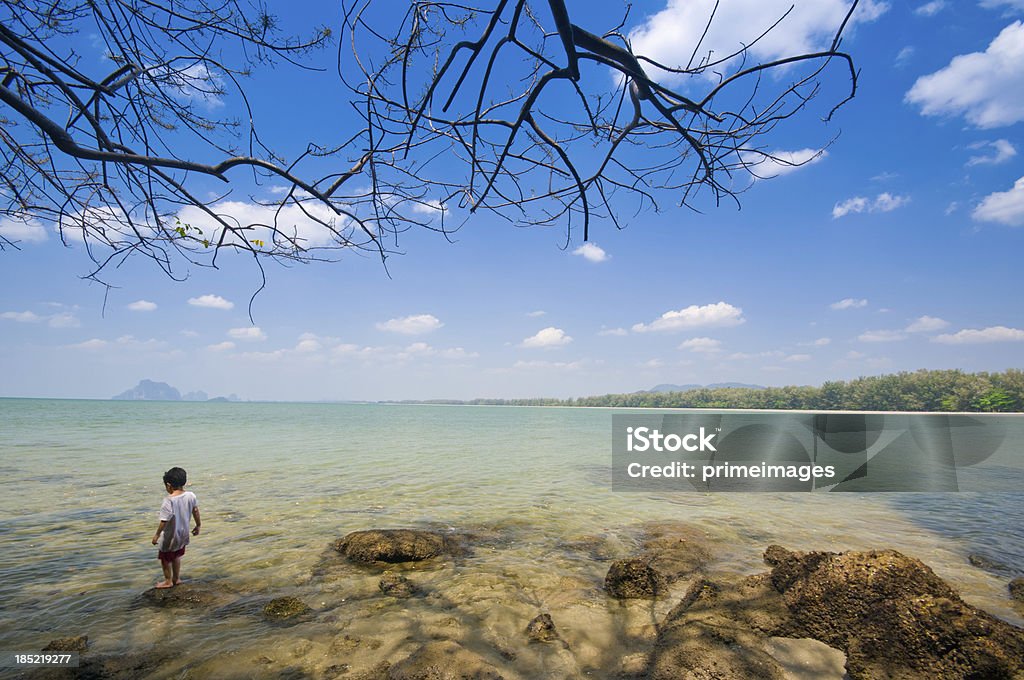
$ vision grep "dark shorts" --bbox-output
[158,547,186,563]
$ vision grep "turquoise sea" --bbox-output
[0,399,1022,678]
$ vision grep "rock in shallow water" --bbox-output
[379,572,418,598]
[41,636,87,652]
[968,552,1013,574]
[335,529,453,564]
[605,524,711,600]
[525,613,559,643]
[139,583,227,609]
[1010,577,1024,602]
[605,558,667,599]
[387,640,504,680]
[262,596,311,620]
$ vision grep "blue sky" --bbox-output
[1,0,1023,401]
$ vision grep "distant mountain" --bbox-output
[646,382,765,393]
[112,379,181,401]
[112,380,240,402]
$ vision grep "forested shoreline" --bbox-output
[404,369,1024,412]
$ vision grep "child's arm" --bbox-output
[191,506,202,536]
[151,520,167,545]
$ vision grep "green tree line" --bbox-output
[413,369,1024,412]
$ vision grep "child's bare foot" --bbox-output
[174,579,184,586]
[155,580,174,589]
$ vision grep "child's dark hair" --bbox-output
[163,467,187,489]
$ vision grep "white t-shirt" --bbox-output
[158,491,198,553]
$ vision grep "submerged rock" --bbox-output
[28,649,173,680]
[139,583,227,609]
[1010,577,1024,602]
[605,558,667,599]
[968,552,1013,574]
[525,613,559,643]
[263,596,311,621]
[605,523,712,600]
[335,529,453,564]
[640,524,712,580]
[379,572,418,598]
[387,640,505,680]
[764,545,1024,679]
[41,636,87,652]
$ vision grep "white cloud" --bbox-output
[981,0,1024,10]
[832,193,910,218]
[376,314,443,335]
[830,298,868,310]
[628,0,887,84]
[127,300,158,312]
[2,306,83,327]
[934,326,1024,344]
[294,333,322,353]
[397,342,479,361]
[967,139,1017,166]
[114,335,169,350]
[438,347,479,360]
[895,46,915,65]
[598,327,629,337]
[858,329,909,342]
[177,198,352,250]
[783,353,812,362]
[159,61,225,108]
[727,350,785,360]
[207,341,235,352]
[512,359,586,371]
[641,359,664,369]
[235,349,287,362]
[48,312,80,328]
[678,337,723,353]
[0,216,48,243]
[798,337,832,347]
[572,243,609,263]
[410,199,446,217]
[526,310,546,318]
[332,343,363,356]
[906,21,1024,128]
[68,338,107,350]
[973,176,1024,226]
[632,302,745,333]
[915,1,946,16]
[745,148,828,178]
[521,327,573,349]
[846,350,867,360]
[228,326,266,341]
[905,316,949,333]
[1,311,42,323]
[873,193,910,212]
[180,330,200,338]
[188,294,234,310]
[832,196,868,218]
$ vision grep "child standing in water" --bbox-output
[151,467,201,588]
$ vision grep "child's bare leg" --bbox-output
[156,560,174,588]
[171,557,183,585]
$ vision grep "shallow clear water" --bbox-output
[0,399,1021,678]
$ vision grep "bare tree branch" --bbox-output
[0,0,866,301]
